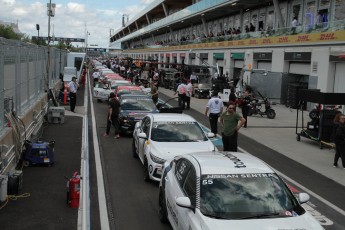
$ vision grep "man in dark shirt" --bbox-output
[104,92,121,139]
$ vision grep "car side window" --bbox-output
[142,117,151,136]
[174,159,191,189]
[183,166,196,207]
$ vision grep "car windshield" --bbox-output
[150,121,207,142]
[200,173,304,220]
[121,98,157,111]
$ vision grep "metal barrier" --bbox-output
[0,38,67,131]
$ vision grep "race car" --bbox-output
[118,94,159,135]
[158,151,324,230]
[132,113,215,182]
[93,80,131,102]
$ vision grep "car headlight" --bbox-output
[149,152,166,164]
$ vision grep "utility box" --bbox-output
[7,170,23,195]
[47,107,65,124]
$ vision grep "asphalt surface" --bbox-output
[1,82,345,230]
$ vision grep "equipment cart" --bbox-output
[296,89,345,149]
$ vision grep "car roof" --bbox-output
[149,113,196,122]
[117,85,142,90]
[120,94,152,100]
[186,151,275,175]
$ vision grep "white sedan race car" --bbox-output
[158,151,324,230]
[132,113,215,182]
[93,80,131,101]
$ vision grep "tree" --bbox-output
[0,24,21,40]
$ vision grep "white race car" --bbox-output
[93,80,131,101]
[132,113,215,182]
[158,151,324,230]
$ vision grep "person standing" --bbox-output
[185,80,193,110]
[205,91,223,136]
[68,76,79,113]
[174,81,187,109]
[220,105,246,151]
[334,114,345,169]
[240,89,251,128]
[190,72,198,84]
[150,81,159,104]
[104,92,121,139]
[291,17,298,34]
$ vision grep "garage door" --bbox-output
[334,62,345,93]
[289,62,310,75]
[257,61,272,71]
[234,60,244,68]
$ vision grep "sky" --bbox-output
[0,0,155,48]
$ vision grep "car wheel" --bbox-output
[158,187,168,223]
[197,92,201,99]
[132,138,138,158]
[143,158,150,182]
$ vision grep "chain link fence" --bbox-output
[0,37,67,132]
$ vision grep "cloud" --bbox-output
[0,1,152,48]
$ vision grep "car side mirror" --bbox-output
[175,197,193,209]
[138,132,147,139]
[298,192,310,204]
[207,132,215,138]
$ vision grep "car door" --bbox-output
[165,159,196,230]
[138,117,151,163]
[175,163,197,230]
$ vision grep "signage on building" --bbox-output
[284,52,311,61]
[329,54,345,62]
[253,52,272,60]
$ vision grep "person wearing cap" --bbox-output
[68,76,79,113]
[205,91,223,136]
[104,92,121,139]
[220,104,246,151]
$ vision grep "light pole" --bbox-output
[85,31,90,53]
[47,1,56,44]
[36,24,40,44]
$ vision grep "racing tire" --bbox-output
[266,109,276,119]
[158,188,168,223]
[309,109,319,120]
[197,92,202,99]
[143,158,150,182]
[132,138,138,158]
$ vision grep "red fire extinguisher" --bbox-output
[66,171,80,208]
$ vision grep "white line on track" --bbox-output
[88,77,110,230]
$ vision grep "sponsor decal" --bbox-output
[278,36,289,43]
[167,199,179,226]
[319,33,336,40]
[296,35,311,42]
[223,152,246,168]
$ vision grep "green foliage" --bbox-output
[0,24,21,40]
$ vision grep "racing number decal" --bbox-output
[202,179,213,185]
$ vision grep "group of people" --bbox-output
[205,88,252,152]
[174,80,193,110]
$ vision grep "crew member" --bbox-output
[205,91,223,136]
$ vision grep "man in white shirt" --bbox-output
[68,77,79,113]
[190,72,198,84]
[92,71,100,86]
[174,81,187,109]
[185,80,193,109]
[205,91,223,136]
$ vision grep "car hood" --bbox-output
[199,212,323,230]
[150,141,215,160]
[121,110,158,121]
